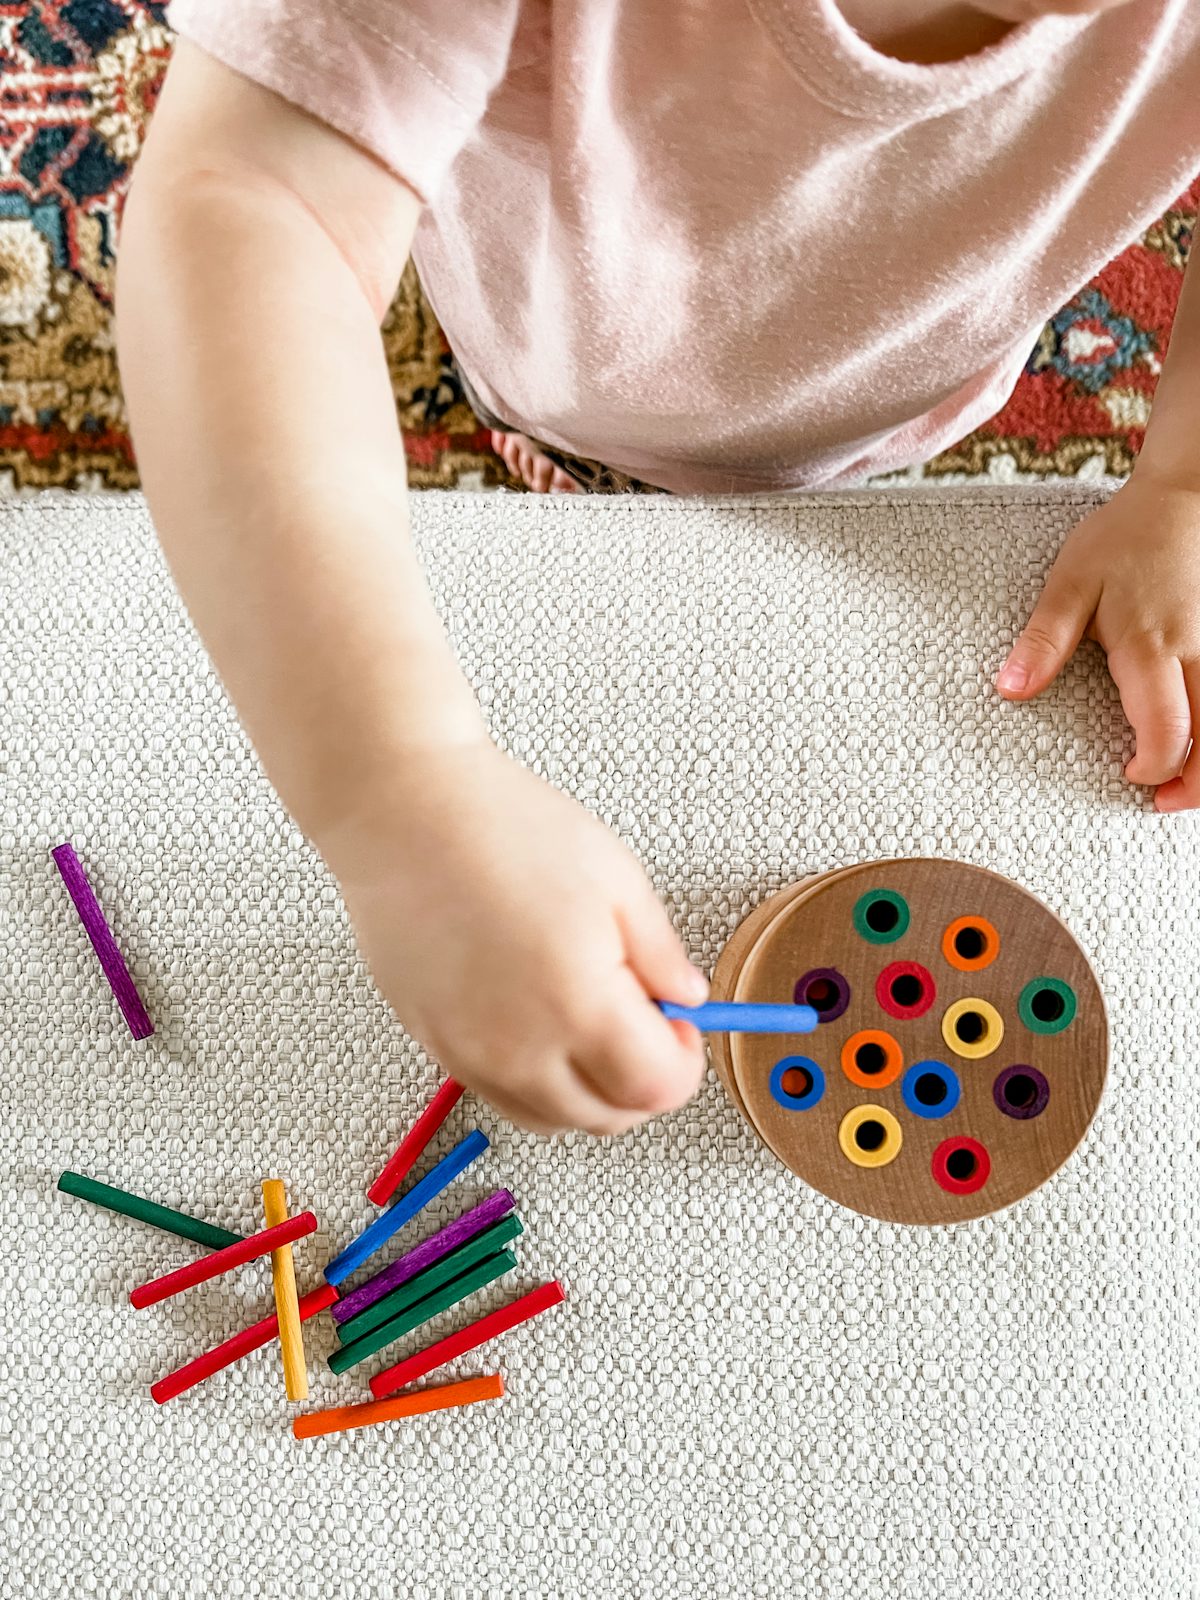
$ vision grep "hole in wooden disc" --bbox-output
[945,1147,977,1181]
[865,899,899,933]
[855,1119,886,1152]
[781,1066,813,1099]
[1031,987,1065,1023]
[955,1010,987,1044]
[954,926,986,960]
[805,978,840,1012]
[1002,1072,1038,1109]
[855,1042,888,1075]
[890,973,923,1007]
[914,1073,947,1106]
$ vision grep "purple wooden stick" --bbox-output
[330,1188,516,1325]
[51,842,154,1040]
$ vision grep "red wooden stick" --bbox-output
[130,1212,317,1309]
[370,1281,566,1398]
[367,1077,464,1205]
[151,1283,338,1404]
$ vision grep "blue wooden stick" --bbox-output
[657,1000,819,1034]
[324,1129,489,1286]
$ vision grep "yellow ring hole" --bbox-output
[838,1105,903,1168]
[941,997,1004,1060]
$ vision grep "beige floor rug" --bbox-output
[3,488,1197,1598]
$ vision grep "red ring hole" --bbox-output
[875,961,936,1020]
[931,1137,991,1196]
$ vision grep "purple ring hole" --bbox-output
[993,1065,1050,1120]
[794,966,850,1023]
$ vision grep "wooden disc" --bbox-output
[707,873,824,1121]
[709,859,1108,1224]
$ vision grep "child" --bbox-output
[117,0,1200,1134]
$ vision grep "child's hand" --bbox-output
[996,472,1200,810]
[328,740,711,1134]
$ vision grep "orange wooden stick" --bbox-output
[292,1374,504,1439]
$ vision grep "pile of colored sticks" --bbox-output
[51,840,566,1438]
[59,1076,566,1439]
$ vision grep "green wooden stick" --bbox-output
[328,1249,518,1375]
[336,1214,524,1345]
[57,1171,243,1250]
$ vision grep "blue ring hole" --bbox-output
[900,1059,961,1120]
[769,1055,825,1112]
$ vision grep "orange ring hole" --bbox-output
[942,916,1000,972]
[840,1028,903,1088]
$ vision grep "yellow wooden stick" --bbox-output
[261,1178,308,1402]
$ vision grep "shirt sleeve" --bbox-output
[166,0,520,204]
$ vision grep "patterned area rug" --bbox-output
[0,2,1196,492]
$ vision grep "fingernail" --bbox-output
[996,659,1029,693]
[1155,788,1184,813]
[686,967,710,1003]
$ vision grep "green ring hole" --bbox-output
[1018,977,1077,1034]
[852,889,911,945]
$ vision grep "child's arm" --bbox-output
[118,42,708,1128]
[996,241,1200,810]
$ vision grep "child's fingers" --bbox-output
[485,1057,647,1137]
[996,559,1098,699]
[565,1054,680,1136]
[424,1016,651,1136]
[1107,649,1192,787]
[614,880,709,1007]
[1154,660,1200,813]
[481,1088,566,1137]
[572,966,707,1116]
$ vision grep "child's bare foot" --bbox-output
[490,428,579,493]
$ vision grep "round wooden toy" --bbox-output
[709,859,1108,1224]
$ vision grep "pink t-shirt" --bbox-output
[168,0,1200,492]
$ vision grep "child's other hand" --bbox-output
[996,472,1200,810]
[328,741,710,1134]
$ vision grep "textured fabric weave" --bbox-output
[3,489,1199,1598]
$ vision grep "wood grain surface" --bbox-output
[710,860,1108,1224]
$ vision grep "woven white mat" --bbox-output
[3,489,1199,1600]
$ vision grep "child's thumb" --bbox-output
[996,564,1097,700]
[617,880,709,1007]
